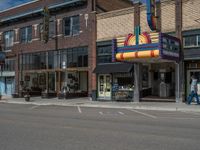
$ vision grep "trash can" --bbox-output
[91,90,97,101]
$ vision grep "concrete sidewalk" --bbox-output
[0,96,200,112]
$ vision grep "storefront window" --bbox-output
[97,44,112,64]
[60,71,88,95]
[48,51,58,69]
[19,47,88,71]
[142,65,149,88]
[112,73,134,101]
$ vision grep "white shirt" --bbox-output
[191,79,198,92]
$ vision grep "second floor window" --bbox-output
[3,59,15,71]
[64,15,80,36]
[3,30,14,50]
[184,35,200,48]
[20,26,32,43]
[97,44,112,64]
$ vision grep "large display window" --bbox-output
[112,73,134,101]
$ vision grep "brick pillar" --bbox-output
[88,7,97,99]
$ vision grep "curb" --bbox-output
[1,100,200,113]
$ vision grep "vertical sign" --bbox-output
[146,0,158,31]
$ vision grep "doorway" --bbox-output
[98,74,111,100]
[187,69,200,98]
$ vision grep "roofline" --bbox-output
[0,0,86,23]
[0,0,39,14]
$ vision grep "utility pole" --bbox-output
[175,0,183,103]
[132,0,141,102]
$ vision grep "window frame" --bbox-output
[63,15,80,37]
[20,26,32,43]
[183,35,200,48]
[3,30,14,51]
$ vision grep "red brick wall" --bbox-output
[0,0,97,95]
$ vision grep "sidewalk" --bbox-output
[0,96,200,112]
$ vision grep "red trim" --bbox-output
[124,33,134,46]
[142,32,151,44]
[120,53,124,60]
[151,50,155,57]
[135,52,138,58]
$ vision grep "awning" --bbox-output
[93,63,133,74]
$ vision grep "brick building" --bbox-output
[0,0,96,98]
[95,0,200,102]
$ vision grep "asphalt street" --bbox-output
[0,103,200,150]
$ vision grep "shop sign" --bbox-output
[161,33,180,59]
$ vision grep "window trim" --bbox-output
[183,35,200,48]
[20,26,32,43]
[3,30,14,51]
[63,15,80,37]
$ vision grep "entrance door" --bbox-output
[48,72,56,92]
[187,70,200,97]
[6,77,14,95]
[98,74,111,100]
[0,77,6,95]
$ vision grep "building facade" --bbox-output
[95,0,200,102]
[0,0,96,97]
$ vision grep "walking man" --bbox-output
[187,75,200,105]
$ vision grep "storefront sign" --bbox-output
[160,33,180,60]
[113,32,180,62]
[112,0,181,63]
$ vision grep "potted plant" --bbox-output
[24,88,30,102]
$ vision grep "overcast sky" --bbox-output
[0,0,32,11]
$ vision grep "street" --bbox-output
[0,103,200,150]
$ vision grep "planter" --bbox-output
[24,95,30,102]
[12,93,19,98]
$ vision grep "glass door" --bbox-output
[98,74,111,100]
[187,70,200,97]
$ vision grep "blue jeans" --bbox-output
[187,91,200,104]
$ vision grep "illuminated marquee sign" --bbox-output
[112,0,181,63]
[112,32,180,62]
